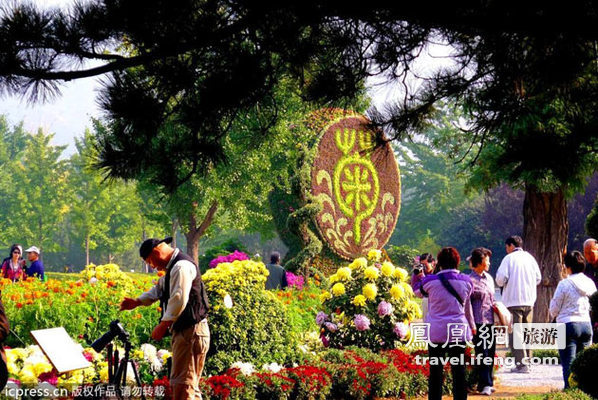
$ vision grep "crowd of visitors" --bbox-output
[413,235,597,399]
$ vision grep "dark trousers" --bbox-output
[428,345,467,400]
[508,306,533,366]
[473,323,496,390]
[559,321,592,389]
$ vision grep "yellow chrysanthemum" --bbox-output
[331,283,346,296]
[363,283,378,300]
[336,267,352,281]
[32,361,53,376]
[352,295,367,307]
[406,300,422,319]
[329,274,339,284]
[320,291,332,302]
[381,262,395,277]
[19,365,37,385]
[400,281,414,297]
[364,266,380,280]
[390,284,405,300]
[367,249,382,262]
[393,267,408,282]
[349,257,368,270]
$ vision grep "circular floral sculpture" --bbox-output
[310,109,401,259]
[316,250,421,351]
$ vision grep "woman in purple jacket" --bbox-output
[417,247,475,400]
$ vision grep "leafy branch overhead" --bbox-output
[1,1,597,191]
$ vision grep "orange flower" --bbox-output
[66,289,74,295]
[26,299,33,305]
[157,306,162,313]
[76,281,83,287]
[157,271,165,277]
[53,287,59,293]
[16,303,23,309]
[107,281,116,288]
[81,292,87,298]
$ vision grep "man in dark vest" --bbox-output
[120,237,210,400]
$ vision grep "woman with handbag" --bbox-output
[549,251,597,388]
[468,247,497,396]
[416,247,475,400]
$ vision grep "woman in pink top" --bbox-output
[0,244,26,282]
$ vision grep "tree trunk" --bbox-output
[171,219,178,248]
[85,233,90,266]
[523,184,568,323]
[184,201,218,265]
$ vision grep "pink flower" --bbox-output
[393,322,408,338]
[354,314,371,331]
[316,311,328,325]
[377,301,393,317]
[286,272,304,290]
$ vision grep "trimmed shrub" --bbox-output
[202,260,299,375]
[570,344,598,398]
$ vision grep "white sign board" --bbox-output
[30,327,91,374]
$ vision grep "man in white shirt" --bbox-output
[495,235,542,373]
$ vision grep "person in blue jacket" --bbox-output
[25,246,44,281]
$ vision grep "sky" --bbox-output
[0,0,455,156]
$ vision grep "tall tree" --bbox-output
[11,130,70,255]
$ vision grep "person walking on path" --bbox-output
[550,251,596,389]
[495,235,541,373]
[265,251,288,290]
[120,237,210,400]
[0,244,25,282]
[416,247,475,400]
[468,247,497,396]
[25,246,44,281]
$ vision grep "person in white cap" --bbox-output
[25,246,44,281]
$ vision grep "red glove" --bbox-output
[151,320,173,341]
[120,297,141,311]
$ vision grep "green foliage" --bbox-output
[391,106,478,248]
[202,260,300,375]
[6,129,69,253]
[570,344,598,398]
[385,244,420,269]
[586,195,598,239]
[268,186,303,264]
[515,389,592,400]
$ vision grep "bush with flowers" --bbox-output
[80,263,132,286]
[202,259,300,375]
[209,251,250,269]
[316,249,422,351]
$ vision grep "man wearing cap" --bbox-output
[25,246,44,281]
[119,237,210,400]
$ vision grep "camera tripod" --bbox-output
[106,341,146,400]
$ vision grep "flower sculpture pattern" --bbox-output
[311,110,400,259]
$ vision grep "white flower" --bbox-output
[231,361,255,376]
[141,343,158,361]
[262,362,283,373]
[223,294,233,309]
